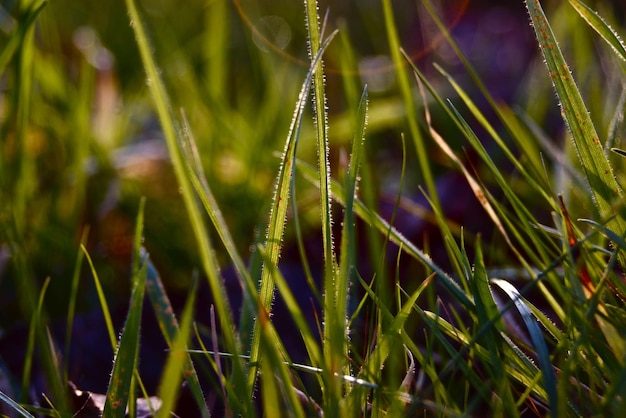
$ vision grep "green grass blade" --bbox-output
[336,86,368,393]
[304,1,340,410]
[491,279,558,415]
[0,1,46,81]
[295,158,473,308]
[258,243,322,371]
[144,260,210,417]
[123,1,249,411]
[82,244,117,349]
[525,0,626,243]
[20,277,47,402]
[381,0,439,209]
[471,238,517,416]
[177,112,256,338]
[304,0,335,276]
[0,390,35,418]
[103,202,148,418]
[247,29,337,393]
[63,228,89,381]
[569,0,626,65]
[156,278,197,418]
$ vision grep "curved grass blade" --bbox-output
[491,279,558,416]
[569,0,626,65]
[0,390,35,418]
[525,0,626,250]
[246,28,338,393]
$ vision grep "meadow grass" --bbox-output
[1,0,626,416]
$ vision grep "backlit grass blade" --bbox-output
[144,260,210,417]
[304,0,341,410]
[295,158,473,308]
[525,0,626,243]
[103,203,148,418]
[124,1,249,411]
[569,0,626,65]
[258,243,322,373]
[177,112,256,336]
[82,245,116,348]
[491,279,558,416]
[246,28,338,393]
[335,87,368,395]
[381,0,439,210]
[156,278,197,418]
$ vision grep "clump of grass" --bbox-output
[1,0,626,416]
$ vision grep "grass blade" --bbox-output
[296,158,473,308]
[123,1,250,411]
[0,390,35,418]
[145,260,210,417]
[82,245,117,349]
[525,0,626,246]
[103,202,147,418]
[246,28,338,392]
[569,0,626,65]
[155,278,197,418]
[491,279,558,416]
[63,229,89,382]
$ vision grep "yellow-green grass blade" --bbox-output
[258,243,322,377]
[569,0,626,66]
[82,245,116,349]
[407,55,558,270]
[256,246,306,418]
[526,0,626,246]
[17,274,69,413]
[246,28,338,393]
[304,0,336,278]
[381,0,440,210]
[155,278,197,418]
[176,111,258,346]
[296,158,473,309]
[103,203,148,418]
[144,260,210,417]
[336,87,368,392]
[304,0,340,410]
[63,228,89,382]
[0,1,46,85]
[123,1,250,411]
